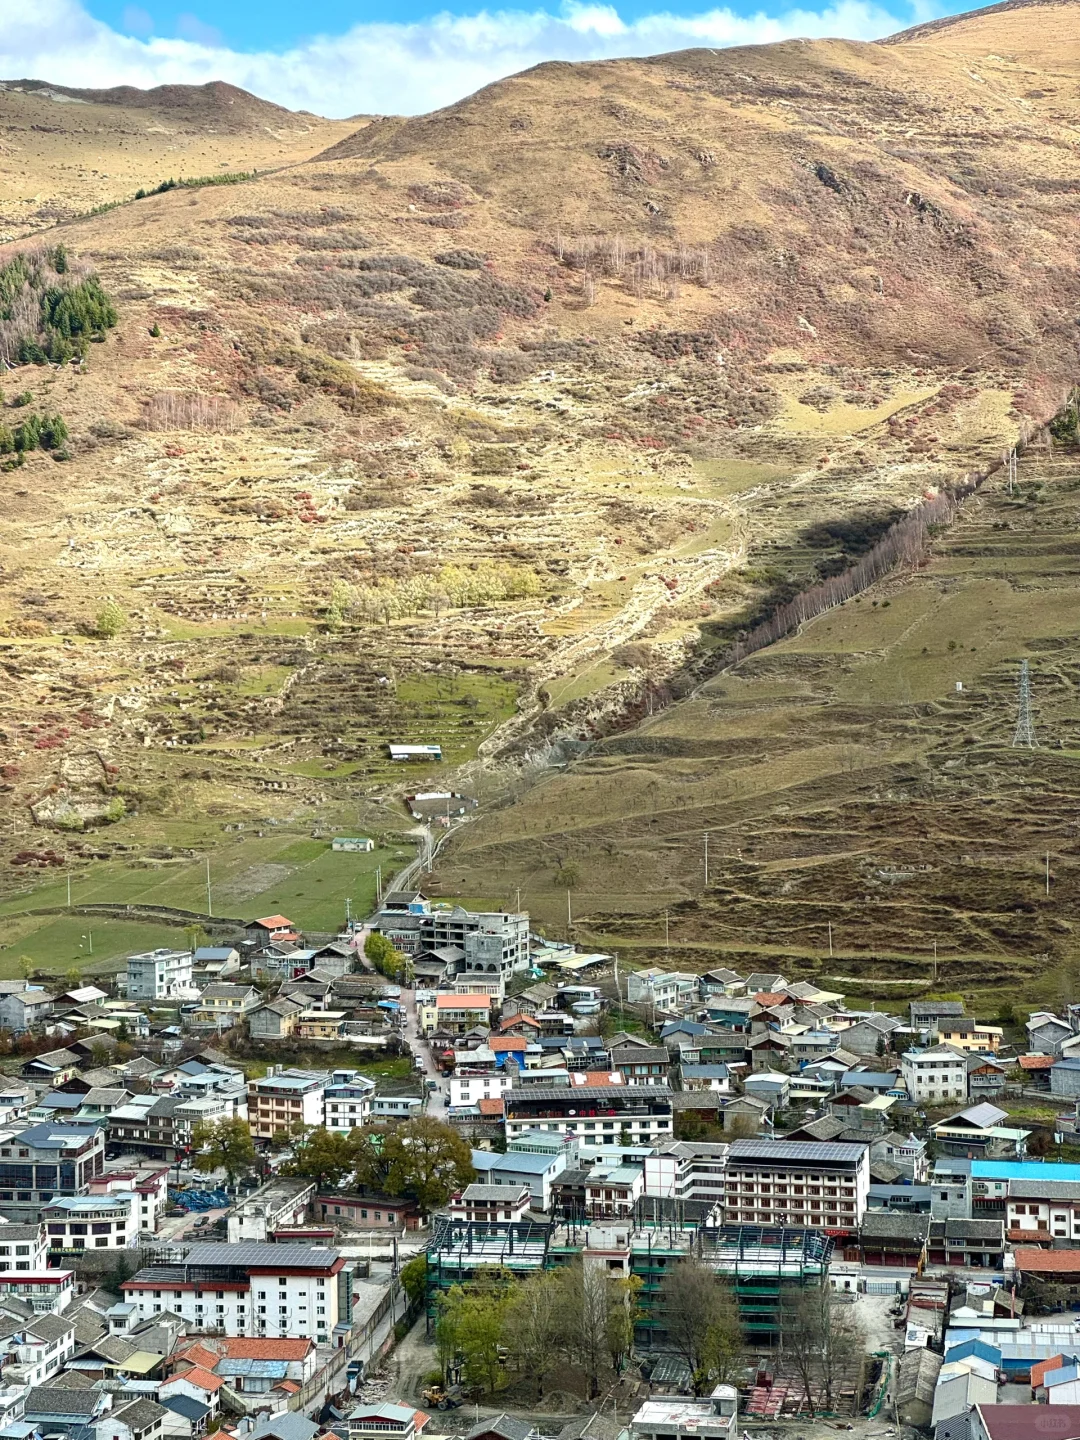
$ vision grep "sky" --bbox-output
[0,0,973,118]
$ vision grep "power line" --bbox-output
[1012,659,1038,749]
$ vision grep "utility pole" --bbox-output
[346,897,351,928]
[515,886,521,914]
[665,910,670,958]
[933,940,938,984]
[205,859,212,918]
[66,872,71,908]
[1047,852,1051,897]
[704,832,709,888]
[827,921,833,958]
[567,890,572,930]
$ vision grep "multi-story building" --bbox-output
[42,1193,141,1257]
[609,1037,671,1087]
[0,990,52,1034]
[227,1177,315,1243]
[504,1076,673,1146]
[902,1045,969,1104]
[247,1070,328,1141]
[644,1141,729,1208]
[121,1242,346,1342]
[419,994,492,1036]
[249,998,305,1041]
[323,1072,376,1133]
[373,895,529,986]
[722,1139,870,1231]
[89,1164,169,1234]
[626,970,699,1011]
[191,985,262,1029]
[0,1222,47,1273]
[108,1096,192,1162]
[934,1019,1004,1054]
[0,1124,105,1211]
[0,1267,74,1313]
[449,1070,511,1109]
[583,1162,645,1217]
[127,949,196,1002]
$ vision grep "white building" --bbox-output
[644,1141,729,1208]
[449,1070,511,1109]
[227,1178,316,1244]
[323,1071,376,1133]
[122,1242,344,1342]
[902,1044,969,1104]
[42,1195,140,1255]
[127,949,196,1002]
[723,1138,870,1229]
[626,969,699,1011]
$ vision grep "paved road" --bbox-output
[401,981,445,1106]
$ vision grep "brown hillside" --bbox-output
[0,80,359,237]
[3,8,1080,978]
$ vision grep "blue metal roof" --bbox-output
[216,1358,288,1379]
[944,1339,1002,1365]
[971,1159,1080,1181]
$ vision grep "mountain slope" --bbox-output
[0,80,359,238]
[3,7,1080,970]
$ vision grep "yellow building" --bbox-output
[936,1018,1003,1053]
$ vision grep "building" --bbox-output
[1052,1059,1080,1099]
[644,1141,728,1208]
[902,1045,968,1104]
[0,1267,74,1313]
[315,1195,420,1230]
[347,1403,428,1440]
[421,994,493,1036]
[626,971,699,1011]
[449,1185,531,1225]
[0,1124,105,1211]
[192,985,262,1029]
[228,1178,316,1244]
[472,1147,569,1210]
[583,1163,645,1217]
[121,1242,345,1342]
[926,1218,1005,1267]
[935,1019,1004,1054]
[504,1077,673,1147]
[247,1070,328,1140]
[0,990,53,1034]
[374,897,529,987]
[127,950,196,1002]
[42,1192,142,1256]
[332,837,375,852]
[609,1037,671,1086]
[246,917,300,948]
[323,1073,376,1132]
[249,998,305,1042]
[723,1139,870,1230]
[449,1069,511,1110]
[629,1388,736,1440]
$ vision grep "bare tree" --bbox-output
[502,1270,563,1401]
[783,1286,864,1415]
[659,1257,742,1394]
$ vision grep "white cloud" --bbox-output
[0,0,932,118]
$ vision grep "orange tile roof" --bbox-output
[1032,1355,1067,1388]
[220,1338,313,1360]
[478,1097,505,1117]
[490,1037,527,1052]
[175,1343,222,1372]
[436,993,491,1008]
[571,1070,626,1087]
[1015,1248,1080,1274]
[415,1412,431,1431]
[279,1382,301,1394]
[252,915,294,928]
[167,1366,224,1392]
[1018,1055,1056,1069]
[499,1013,539,1030]
[754,992,789,1006]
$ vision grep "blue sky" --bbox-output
[4,0,970,118]
[87,0,953,52]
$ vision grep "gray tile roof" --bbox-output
[25,1387,100,1416]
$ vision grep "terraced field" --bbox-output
[439,440,1080,1013]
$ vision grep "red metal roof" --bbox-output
[977,1404,1080,1440]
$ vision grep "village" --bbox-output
[0,884,1069,1440]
